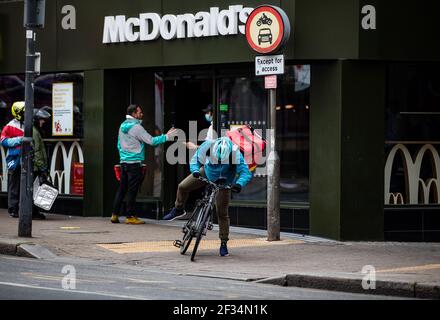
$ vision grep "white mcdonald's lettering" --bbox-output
[0,146,7,192]
[102,5,253,43]
[50,142,84,194]
[385,144,440,205]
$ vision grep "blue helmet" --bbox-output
[212,137,232,162]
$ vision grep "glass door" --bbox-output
[162,72,214,211]
[217,75,268,202]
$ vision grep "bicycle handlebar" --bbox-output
[197,176,231,190]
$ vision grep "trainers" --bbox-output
[219,241,229,257]
[163,208,186,221]
[125,216,145,225]
[175,211,192,220]
[110,214,120,224]
[9,211,18,218]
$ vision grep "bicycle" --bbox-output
[173,176,231,262]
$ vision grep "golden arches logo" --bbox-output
[419,179,439,204]
[388,193,405,205]
[1,142,84,195]
[385,144,440,205]
[50,142,84,194]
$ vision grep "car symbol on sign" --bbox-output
[258,28,273,45]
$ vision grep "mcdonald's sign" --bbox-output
[385,144,440,205]
[49,141,84,194]
[1,142,84,195]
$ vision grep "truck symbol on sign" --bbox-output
[258,28,273,45]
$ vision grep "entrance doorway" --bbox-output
[162,76,214,211]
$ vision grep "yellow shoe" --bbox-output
[110,214,120,224]
[125,216,145,225]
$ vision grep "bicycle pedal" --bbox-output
[173,240,182,248]
[207,223,214,231]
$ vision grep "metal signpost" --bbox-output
[266,79,280,241]
[18,0,45,237]
[245,5,290,241]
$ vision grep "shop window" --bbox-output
[133,72,165,199]
[276,65,310,203]
[0,73,84,196]
[385,64,440,205]
[217,65,310,203]
[218,76,268,202]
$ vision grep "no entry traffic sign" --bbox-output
[245,5,291,54]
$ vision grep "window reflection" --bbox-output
[217,65,310,203]
[385,64,440,205]
[277,65,310,202]
[0,73,84,139]
[0,73,84,196]
[218,76,267,201]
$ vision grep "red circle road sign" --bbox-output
[245,5,291,54]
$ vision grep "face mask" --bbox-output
[205,114,212,122]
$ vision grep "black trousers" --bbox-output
[112,163,143,217]
[7,166,21,214]
[7,166,42,215]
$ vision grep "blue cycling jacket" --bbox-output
[190,139,252,188]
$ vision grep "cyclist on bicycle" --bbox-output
[164,137,252,256]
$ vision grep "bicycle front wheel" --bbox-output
[190,206,210,262]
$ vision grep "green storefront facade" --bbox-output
[1,0,439,241]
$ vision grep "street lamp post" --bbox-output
[18,0,45,237]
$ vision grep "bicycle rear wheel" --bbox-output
[180,206,203,255]
[190,206,210,262]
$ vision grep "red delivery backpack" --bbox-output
[226,125,266,172]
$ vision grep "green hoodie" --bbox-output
[117,117,167,163]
